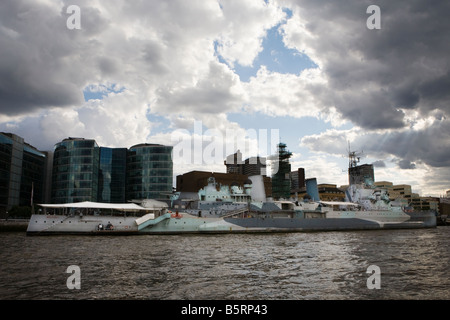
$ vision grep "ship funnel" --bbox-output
[305,178,320,201]
[249,175,266,202]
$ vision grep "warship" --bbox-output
[26,146,437,235]
[26,174,436,235]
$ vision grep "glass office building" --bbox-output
[98,147,127,203]
[51,139,173,204]
[21,144,47,206]
[2,134,174,208]
[0,132,47,214]
[51,138,100,203]
[126,144,173,200]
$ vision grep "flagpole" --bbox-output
[31,182,35,214]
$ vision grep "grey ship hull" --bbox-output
[222,212,436,233]
[26,210,436,235]
[137,210,437,234]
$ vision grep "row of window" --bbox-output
[129,146,172,154]
[52,188,96,198]
[127,168,172,176]
[127,182,171,190]
[53,165,97,173]
[127,162,172,170]
[53,156,99,166]
[54,148,98,157]
[53,170,171,181]
[128,154,172,163]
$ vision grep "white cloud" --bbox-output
[215,0,286,67]
[39,108,86,146]
[1,0,449,196]
[242,66,328,118]
[291,153,348,186]
[299,116,450,195]
[0,0,293,150]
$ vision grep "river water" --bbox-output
[0,227,449,300]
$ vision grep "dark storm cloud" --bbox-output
[365,1,450,118]
[418,71,450,110]
[397,159,416,170]
[288,0,450,177]
[372,160,386,168]
[0,1,71,114]
[286,0,450,130]
[0,1,109,116]
[301,114,450,169]
[360,1,450,122]
[348,113,450,169]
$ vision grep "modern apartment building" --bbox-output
[0,132,48,214]
[126,143,173,201]
[99,147,127,203]
[51,138,173,203]
[51,138,100,203]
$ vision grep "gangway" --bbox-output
[136,213,171,231]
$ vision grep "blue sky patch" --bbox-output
[83,84,125,101]
[227,112,329,157]
[216,9,317,82]
[146,112,173,135]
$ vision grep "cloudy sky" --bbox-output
[1,0,449,196]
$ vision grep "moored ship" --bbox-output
[26,148,437,235]
[137,175,436,234]
[26,175,437,235]
[26,200,167,235]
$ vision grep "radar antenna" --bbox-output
[347,141,363,169]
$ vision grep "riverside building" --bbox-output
[51,138,100,203]
[99,147,127,203]
[0,132,48,215]
[51,138,173,204]
[126,143,173,201]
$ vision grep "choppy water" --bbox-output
[0,227,449,300]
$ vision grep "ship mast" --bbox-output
[347,141,363,169]
[347,141,368,185]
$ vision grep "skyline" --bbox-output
[1,0,450,196]
[3,127,444,199]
